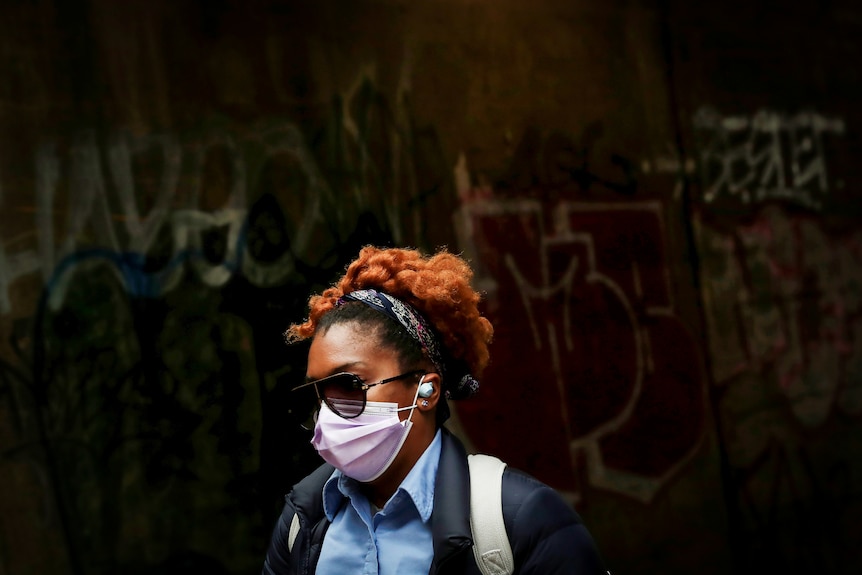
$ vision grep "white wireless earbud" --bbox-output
[417,375,434,398]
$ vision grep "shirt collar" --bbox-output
[321,429,443,523]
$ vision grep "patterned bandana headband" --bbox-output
[336,289,479,400]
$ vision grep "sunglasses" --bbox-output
[292,369,426,420]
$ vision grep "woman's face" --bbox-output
[306,319,442,492]
[306,321,420,418]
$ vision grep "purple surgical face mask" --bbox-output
[310,381,423,482]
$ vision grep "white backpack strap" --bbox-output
[468,454,514,575]
[287,513,301,553]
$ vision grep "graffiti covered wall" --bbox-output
[0,1,860,574]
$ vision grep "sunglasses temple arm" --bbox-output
[291,380,318,392]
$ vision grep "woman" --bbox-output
[263,246,607,574]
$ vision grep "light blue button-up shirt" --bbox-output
[316,429,442,575]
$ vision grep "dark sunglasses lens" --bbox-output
[319,374,365,418]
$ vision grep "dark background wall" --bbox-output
[0,1,860,574]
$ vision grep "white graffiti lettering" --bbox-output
[693,107,845,210]
[0,121,325,312]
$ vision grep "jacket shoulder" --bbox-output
[262,463,335,575]
[501,468,607,574]
[288,462,335,520]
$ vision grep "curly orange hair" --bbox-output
[285,246,494,379]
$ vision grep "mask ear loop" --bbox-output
[394,374,427,423]
[298,383,324,431]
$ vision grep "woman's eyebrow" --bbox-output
[305,362,367,383]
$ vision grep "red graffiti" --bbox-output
[455,199,706,502]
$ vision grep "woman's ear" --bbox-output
[417,372,442,412]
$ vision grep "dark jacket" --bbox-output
[263,429,607,575]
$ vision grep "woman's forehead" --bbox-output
[308,322,396,370]
[315,320,379,347]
